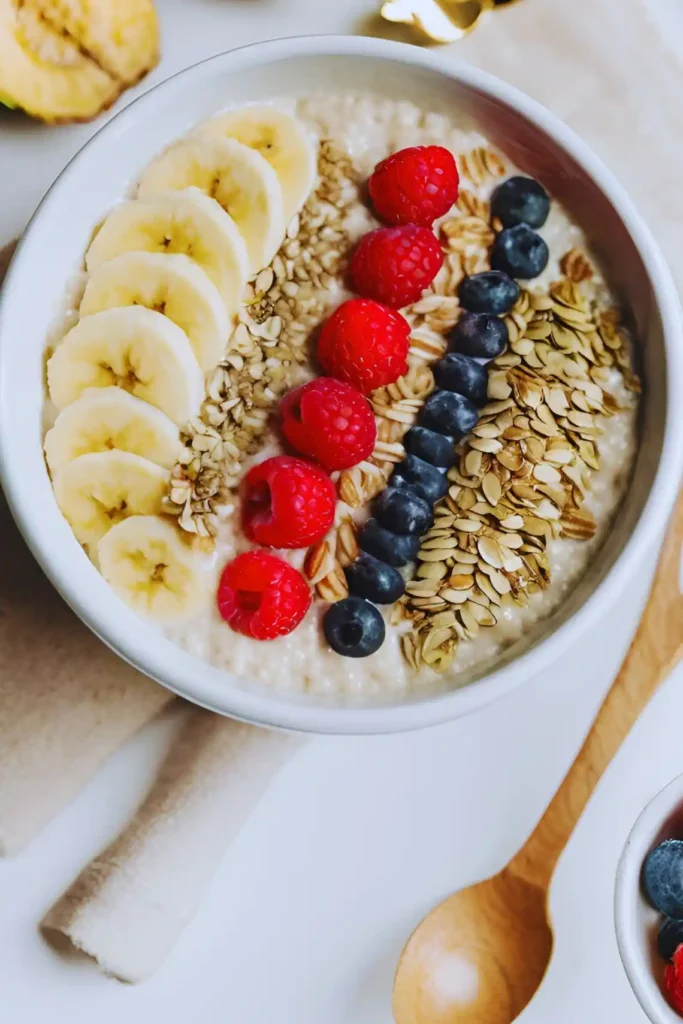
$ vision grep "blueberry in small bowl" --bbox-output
[616,774,683,1022]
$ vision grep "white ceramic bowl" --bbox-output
[1,36,682,734]
[615,774,683,1023]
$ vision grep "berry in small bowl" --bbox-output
[616,774,683,1023]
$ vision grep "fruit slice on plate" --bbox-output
[53,450,169,548]
[0,0,159,123]
[137,136,285,275]
[197,105,318,224]
[85,188,248,317]
[47,306,203,426]
[98,514,207,622]
[80,252,230,371]
[44,387,180,474]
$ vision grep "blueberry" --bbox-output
[323,596,385,658]
[345,553,405,604]
[404,426,456,468]
[658,918,683,962]
[449,312,509,362]
[459,271,520,315]
[434,352,490,404]
[420,390,478,440]
[491,175,550,229]
[391,454,448,504]
[492,225,549,280]
[643,840,683,917]
[358,519,420,567]
[374,486,433,536]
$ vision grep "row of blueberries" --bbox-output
[323,175,551,659]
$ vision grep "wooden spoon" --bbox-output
[393,491,683,1024]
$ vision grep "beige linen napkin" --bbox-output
[6,0,683,984]
[42,710,300,983]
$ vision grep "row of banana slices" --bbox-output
[44,105,319,622]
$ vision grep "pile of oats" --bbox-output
[163,139,359,540]
[399,277,639,674]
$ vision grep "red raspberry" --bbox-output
[317,298,410,395]
[217,550,311,640]
[350,225,444,309]
[368,145,459,227]
[666,946,683,1015]
[281,378,376,471]
[242,455,335,549]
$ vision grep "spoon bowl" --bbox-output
[394,872,552,1023]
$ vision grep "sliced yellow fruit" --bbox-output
[85,188,248,316]
[98,514,207,622]
[80,251,230,371]
[0,0,159,124]
[199,105,318,223]
[47,306,203,426]
[44,387,180,474]
[53,449,169,548]
[137,135,285,275]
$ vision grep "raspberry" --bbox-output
[281,378,376,471]
[368,145,459,227]
[242,455,336,549]
[317,298,410,395]
[217,551,311,640]
[666,946,683,1014]
[350,226,444,309]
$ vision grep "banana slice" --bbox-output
[47,307,203,426]
[44,388,180,474]
[0,0,159,124]
[85,188,248,315]
[81,252,230,370]
[198,105,318,223]
[137,136,285,275]
[98,515,207,622]
[53,451,169,549]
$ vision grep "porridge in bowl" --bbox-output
[42,94,640,698]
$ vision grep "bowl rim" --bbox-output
[1,34,682,735]
[615,773,683,1024]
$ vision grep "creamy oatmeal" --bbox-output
[43,93,639,699]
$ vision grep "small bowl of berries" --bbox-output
[616,774,683,1022]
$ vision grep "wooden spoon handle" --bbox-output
[509,494,683,890]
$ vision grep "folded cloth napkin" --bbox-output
[3,0,683,985]
[42,710,300,983]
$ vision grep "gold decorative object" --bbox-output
[380,0,521,44]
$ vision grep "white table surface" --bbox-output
[1,2,681,1021]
